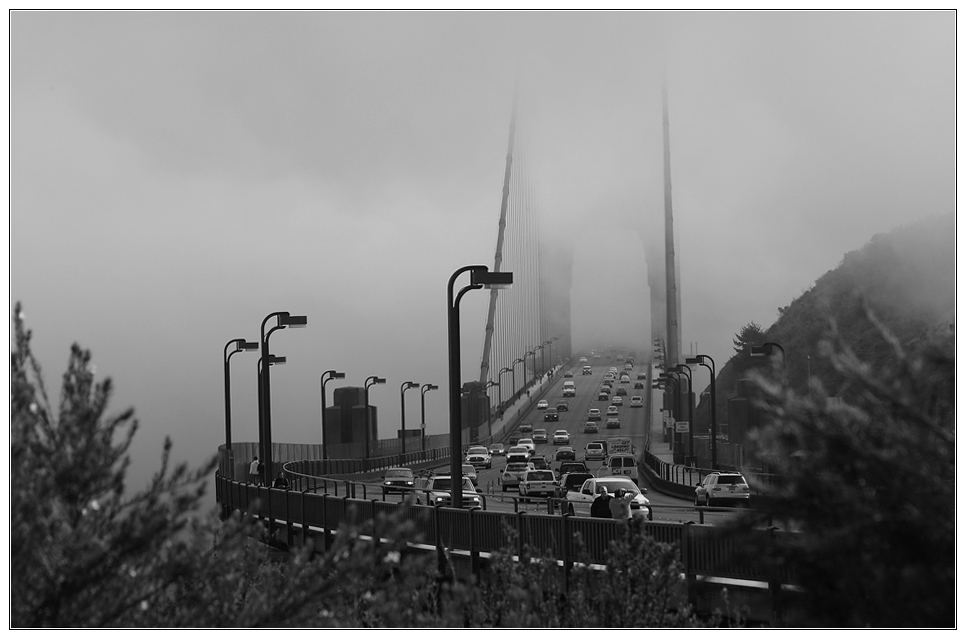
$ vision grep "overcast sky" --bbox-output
[10,11,956,497]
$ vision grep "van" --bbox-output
[599,454,639,485]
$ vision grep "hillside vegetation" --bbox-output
[697,212,954,429]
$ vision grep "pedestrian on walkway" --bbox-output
[609,488,634,521]
[591,489,612,518]
[249,457,260,485]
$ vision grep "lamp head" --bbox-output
[404,381,418,390]
[280,313,308,328]
[424,383,439,392]
[470,268,513,289]
[334,371,346,379]
[685,356,702,365]
[268,355,286,365]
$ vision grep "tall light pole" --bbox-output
[675,363,694,466]
[399,380,418,457]
[751,341,786,372]
[257,354,286,484]
[320,369,346,461]
[511,357,525,400]
[364,375,386,469]
[420,383,438,453]
[687,354,717,469]
[224,338,258,475]
[448,265,512,508]
[259,311,307,485]
[485,379,499,438]
[525,350,536,388]
[497,366,512,411]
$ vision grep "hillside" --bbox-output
[692,212,955,437]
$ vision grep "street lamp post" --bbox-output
[364,376,386,469]
[257,354,286,485]
[485,380,499,439]
[400,381,419,458]
[420,383,438,453]
[751,341,786,372]
[259,311,307,485]
[224,338,258,477]
[320,369,346,462]
[525,350,536,388]
[675,363,694,466]
[448,265,512,508]
[511,357,525,400]
[687,354,717,469]
[497,366,512,411]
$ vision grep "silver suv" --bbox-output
[694,472,750,507]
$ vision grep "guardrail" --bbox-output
[215,473,798,593]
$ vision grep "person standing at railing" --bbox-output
[249,457,260,486]
[609,488,633,522]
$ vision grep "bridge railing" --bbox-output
[215,473,799,589]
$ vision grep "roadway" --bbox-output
[377,353,740,526]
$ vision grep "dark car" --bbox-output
[557,460,590,475]
[530,456,550,471]
[519,422,533,433]
[554,446,576,462]
[544,408,559,422]
[556,401,569,412]
[555,472,594,498]
[634,381,645,389]
[382,467,415,496]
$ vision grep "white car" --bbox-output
[517,438,536,455]
[500,461,532,492]
[464,445,492,469]
[536,400,549,410]
[630,396,644,408]
[585,442,606,461]
[563,476,650,519]
[694,471,751,506]
[606,405,620,416]
[611,396,623,406]
[552,429,570,445]
[415,475,482,508]
[519,469,557,500]
[587,408,602,421]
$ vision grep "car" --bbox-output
[624,363,633,371]
[489,442,506,456]
[634,381,645,389]
[508,432,522,445]
[543,408,559,422]
[557,460,590,475]
[582,366,593,375]
[606,405,620,416]
[597,392,610,401]
[464,445,492,469]
[630,396,644,408]
[612,396,623,406]
[555,471,594,499]
[694,472,751,507]
[533,428,549,443]
[529,456,550,472]
[584,442,606,461]
[579,357,588,364]
[597,453,639,484]
[382,467,415,496]
[552,429,570,445]
[415,474,482,508]
[536,400,549,410]
[518,438,536,454]
[499,462,531,492]
[461,463,479,486]
[637,373,647,380]
[583,421,598,434]
[564,370,574,378]
[563,476,650,519]
[554,446,576,462]
[620,376,630,384]
[519,469,557,500]
[587,408,602,421]
[605,417,621,429]
[615,387,627,396]
[520,422,533,433]
[556,401,569,412]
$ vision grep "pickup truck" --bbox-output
[519,469,557,501]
